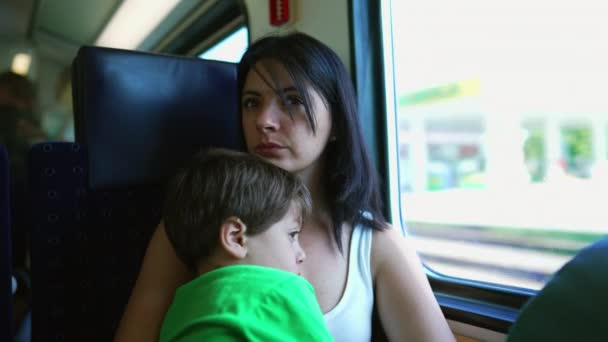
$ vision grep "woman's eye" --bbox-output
[284,95,303,107]
[241,97,258,109]
[289,231,300,240]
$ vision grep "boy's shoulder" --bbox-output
[165,265,318,328]
[161,265,332,342]
[182,265,313,297]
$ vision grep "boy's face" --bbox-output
[244,202,306,274]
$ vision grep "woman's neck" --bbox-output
[297,156,332,225]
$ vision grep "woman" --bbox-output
[115,33,454,342]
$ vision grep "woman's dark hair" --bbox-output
[237,32,386,250]
[163,148,311,271]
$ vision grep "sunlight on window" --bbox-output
[384,0,608,290]
[199,27,248,63]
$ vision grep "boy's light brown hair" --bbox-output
[163,148,311,271]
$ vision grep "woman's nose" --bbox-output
[255,102,281,132]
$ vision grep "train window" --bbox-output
[382,0,608,290]
[198,26,248,63]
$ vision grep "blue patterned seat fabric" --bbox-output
[28,142,164,341]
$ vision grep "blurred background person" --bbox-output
[0,70,46,178]
[0,70,45,337]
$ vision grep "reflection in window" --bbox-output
[384,0,608,290]
[199,26,248,63]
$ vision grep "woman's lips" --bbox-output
[255,143,285,157]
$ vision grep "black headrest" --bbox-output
[72,46,244,189]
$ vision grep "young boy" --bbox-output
[159,148,333,341]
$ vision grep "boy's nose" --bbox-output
[296,248,306,264]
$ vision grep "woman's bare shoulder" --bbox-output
[369,224,455,341]
[369,223,410,276]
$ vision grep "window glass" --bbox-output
[199,26,248,63]
[383,0,608,290]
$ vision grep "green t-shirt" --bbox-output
[160,265,333,342]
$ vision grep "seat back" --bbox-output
[0,144,13,342]
[72,46,243,188]
[507,237,608,342]
[29,46,243,341]
[29,142,162,341]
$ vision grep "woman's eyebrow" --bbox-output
[282,86,298,93]
[242,86,299,97]
[242,90,261,96]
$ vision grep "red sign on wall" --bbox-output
[270,0,290,26]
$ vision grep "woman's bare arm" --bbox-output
[113,222,193,342]
[372,227,455,342]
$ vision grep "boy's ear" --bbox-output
[219,216,248,259]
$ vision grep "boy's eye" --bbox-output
[289,231,300,240]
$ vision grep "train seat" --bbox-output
[1,144,13,342]
[28,46,243,341]
[507,236,608,342]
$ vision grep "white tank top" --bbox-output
[324,224,374,341]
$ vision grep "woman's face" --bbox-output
[241,61,332,178]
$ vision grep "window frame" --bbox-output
[159,0,249,56]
